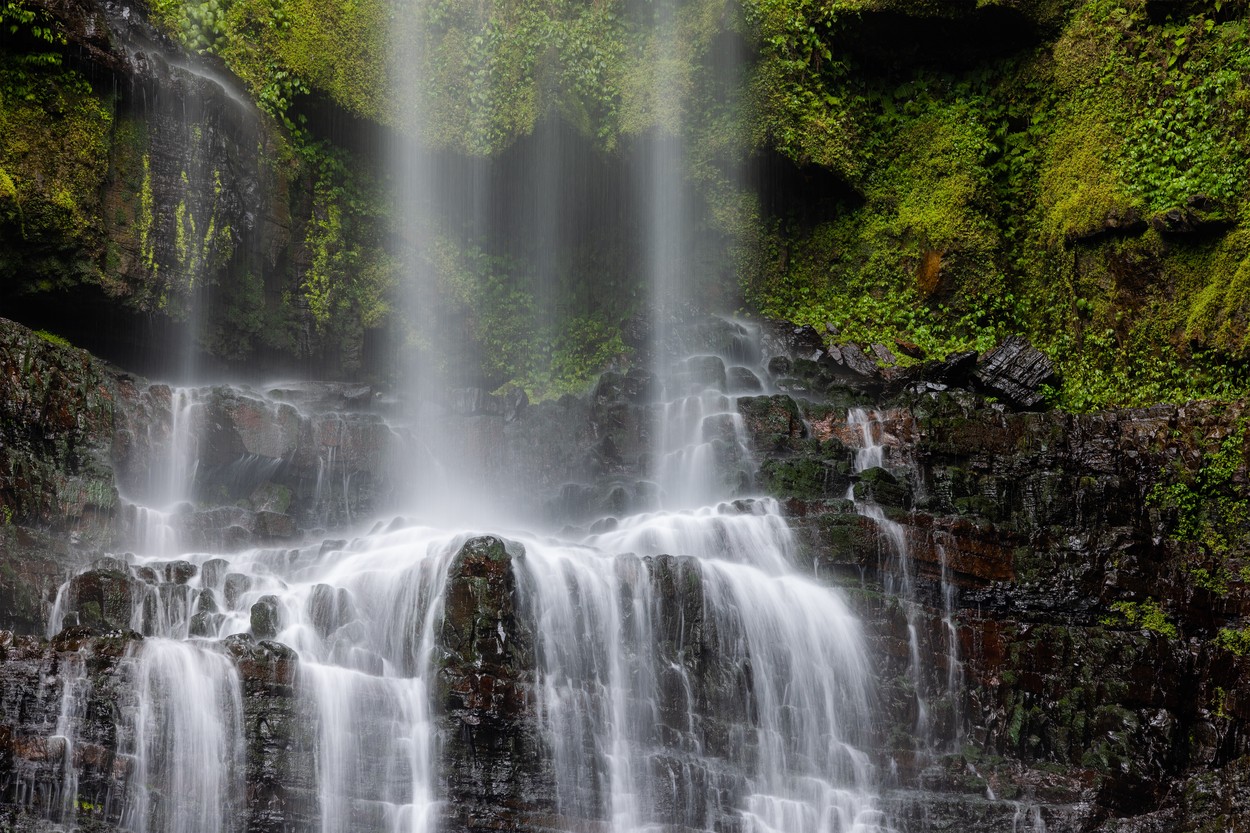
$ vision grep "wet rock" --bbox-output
[250,595,282,639]
[1147,196,1233,236]
[0,528,69,635]
[973,336,1056,409]
[159,560,197,584]
[674,355,727,392]
[57,566,140,633]
[0,318,119,541]
[871,343,898,366]
[737,395,806,453]
[760,322,827,363]
[200,557,229,589]
[824,343,881,381]
[766,356,793,377]
[726,365,764,393]
[853,465,910,508]
[307,584,355,639]
[223,573,252,609]
[935,349,979,385]
[437,536,551,830]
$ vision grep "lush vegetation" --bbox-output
[4,0,1250,404]
[745,0,1250,410]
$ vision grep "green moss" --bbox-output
[1214,627,1250,656]
[1148,417,1249,554]
[0,58,112,268]
[1103,599,1179,639]
[0,166,15,201]
[33,329,71,348]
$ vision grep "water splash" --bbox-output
[120,639,246,833]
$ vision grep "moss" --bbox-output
[1148,417,1249,555]
[1103,599,1179,639]
[744,0,1250,411]
[33,329,71,348]
[1214,627,1250,656]
[0,58,113,283]
[1037,105,1139,244]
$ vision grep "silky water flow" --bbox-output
[39,335,901,833]
[37,0,902,829]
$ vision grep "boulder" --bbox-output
[973,336,1056,409]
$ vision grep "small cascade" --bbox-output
[936,541,965,746]
[12,651,90,824]
[50,651,88,826]
[844,408,931,751]
[844,408,970,766]
[120,639,245,833]
[103,526,464,833]
[510,335,889,833]
[1012,802,1048,833]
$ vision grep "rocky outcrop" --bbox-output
[765,390,1250,830]
[0,318,401,638]
[2,316,1248,831]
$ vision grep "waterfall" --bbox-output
[120,639,246,833]
[35,1,900,830]
[844,407,966,757]
[845,408,930,750]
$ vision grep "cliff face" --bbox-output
[2,0,390,379]
[1,315,1247,832]
[5,0,1250,406]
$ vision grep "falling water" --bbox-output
[845,408,970,758]
[120,639,245,833]
[845,408,931,750]
[514,343,888,833]
[35,0,904,830]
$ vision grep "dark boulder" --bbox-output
[823,343,881,382]
[973,336,1056,409]
[250,595,282,640]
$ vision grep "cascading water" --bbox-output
[120,639,245,833]
[844,408,966,759]
[33,1,910,831]
[512,343,889,833]
[844,408,931,750]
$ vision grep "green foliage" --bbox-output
[746,92,1016,360]
[744,0,1250,410]
[32,329,71,348]
[1,0,67,76]
[1103,599,1179,639]
[298,141,394,342]
[0,54,112,284]
[1116,8,1250,212]
[745,0,858,175]
[426,240,633,399]
[1214,627,1250,656]
[1148,417,1249,554]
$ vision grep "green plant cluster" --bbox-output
[1102,599,1179,638]
[0,44,112,289]
[1148,416,1249,555]
[1214,626,1250,656]
[424,239,633,399]
[744,0,1250,411]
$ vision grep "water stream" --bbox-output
[35,0,909,828]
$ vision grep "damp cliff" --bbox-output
[4,0,1250,408]
[1,314,1247,832]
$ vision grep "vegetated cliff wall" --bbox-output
[2,315,1248,831]
[5,0,1250,406]
[1,0,393,378]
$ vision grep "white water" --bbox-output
[845,408,930,750]
[39,0,899,827]
[41,328,898,832]
[120,639,245,833]
[844,408,966,757]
